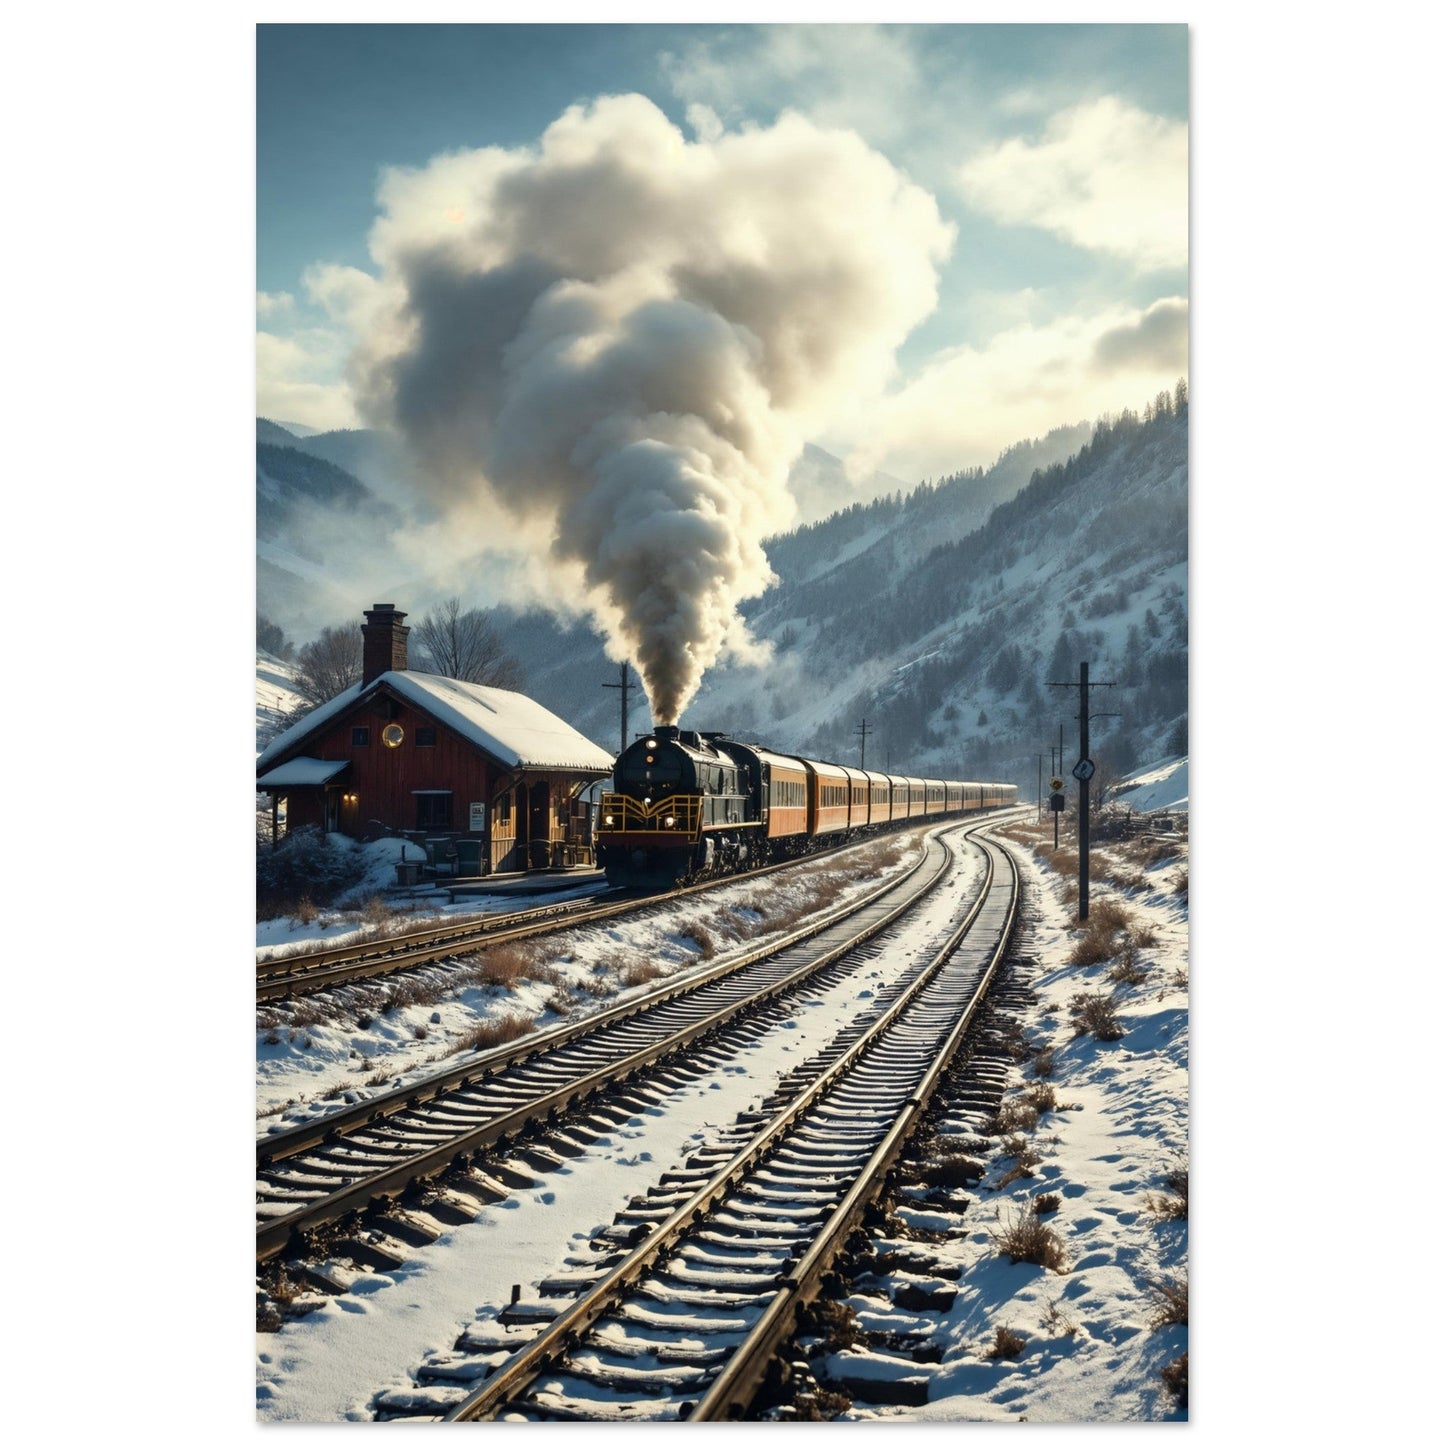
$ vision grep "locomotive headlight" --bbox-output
[665,815,676,827]
[604,814,615,826]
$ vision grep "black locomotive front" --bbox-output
[595,726,756,886]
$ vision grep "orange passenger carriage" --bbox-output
[804,758,852,838]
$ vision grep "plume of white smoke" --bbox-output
[349,95,952,723]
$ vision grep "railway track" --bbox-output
[256,822,968,1002]
[257,820,1003,1264]
[382,828,1019,1421]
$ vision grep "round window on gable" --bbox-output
[382,723,405,749]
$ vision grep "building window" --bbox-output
[352,726,370,746]
[416,727,437,747]
[416,793,453,830]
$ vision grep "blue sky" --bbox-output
[257,21,1188,488]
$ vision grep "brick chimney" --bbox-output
[361,603,409,684]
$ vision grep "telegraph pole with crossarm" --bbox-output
[856,718,871,771]
[602,664,632,758]
[1047,660,1116,921]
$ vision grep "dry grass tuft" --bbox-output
[1031,1045,1056,1078]
[1160,1351,1188,1410]
[1023,1081,1057,1115]
[990,1203,1068,1272]
[1040,1296,1078,1336]
[1070,990,1125,1041]
[459,1013,536,1054]
[1032,1193,1061,1215]
[1068,898,1134,965]
[620,959,668,989]
[463,942,561,993]
[1146,1158,1189,1222]
[1107,949,1150,985]
[990,1099,1040,1135]
[675,922,716,959]
[1149,1272,1189,1327]
[291,898,320,926]
[987,1325,1027,1360]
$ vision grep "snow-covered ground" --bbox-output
[1114,756,1188,814]
[254,797,1190,1422]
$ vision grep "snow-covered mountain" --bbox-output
[256,395,1186,787]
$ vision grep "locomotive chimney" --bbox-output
[361,603,409,685]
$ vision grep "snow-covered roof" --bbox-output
[257,757,351,788]
[256,672,615,775]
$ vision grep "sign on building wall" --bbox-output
[469,802,487,832]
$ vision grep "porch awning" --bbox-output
[256,757,350,789]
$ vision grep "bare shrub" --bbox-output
[1070,990,1125,1041]
[1031,1046,1056,1078]
[620,960,668,989]
[1023,1082,1057,1115]
[990,1099,1040,1135]
[1032,1193,1061,1215]
[1160,1351,1188,1410]
[676,922,716,959]
[1069,898,1133,966]
[544,989,575,1017]
[1149,1272,1189,1327]
[466,942,558,992]
[990,1203,1068,1272]
[412,1024,428,1041]
[1172,871,1189,898]
[1107,949,1149,985]
[459,1013,536,1054]
[360,895,395,933]
[1130,922,1160,948]
[379,975,444,1013]
[1146,1158,1189,1222]
[292,898,319,926]
[987,1325,1027,1360]
[1040,1297,1077,1336]
[995,1135,1041,1187]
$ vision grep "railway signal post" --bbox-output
[1048,661,1115,922]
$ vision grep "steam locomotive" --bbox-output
[595,724,1018,887]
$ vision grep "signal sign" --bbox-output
[1050,777,1064,792]
[1072,757,1096,783]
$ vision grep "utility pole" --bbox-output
[1037,753,1043,820]
[856,718,871,771]
[602,664,632,757]
[1048,661,1116,921]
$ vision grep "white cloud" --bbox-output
[256,290,294,319]
[255,327,358,432]
[958,97,1187,271]
[842,295,1189,483]
[662,25,925,151]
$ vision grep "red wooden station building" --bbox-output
[257,604,614,873]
